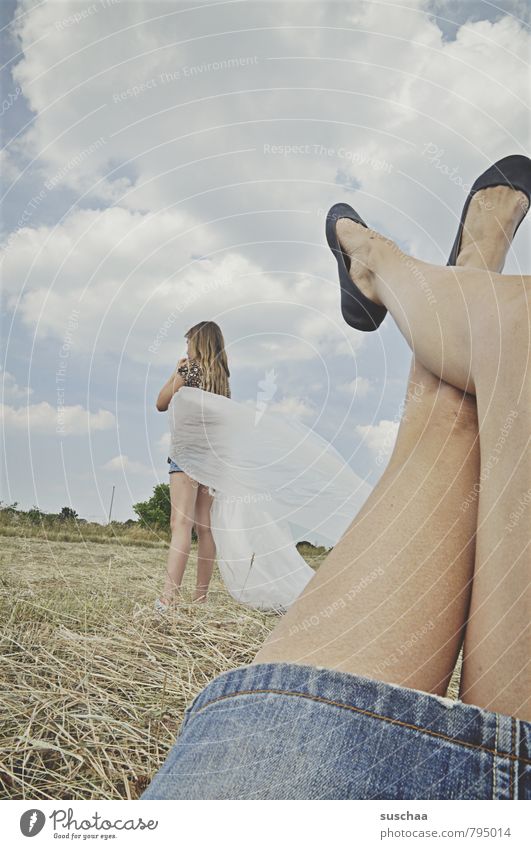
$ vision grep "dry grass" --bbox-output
[0,533,461,800]
[0,517,168,547]
[0,534,284,800]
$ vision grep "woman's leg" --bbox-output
[335,192,531,718]
[193,485,216,602]
[439,188,531,719]
[160,473,198,604]
[255,187,529,705]
[333,193,528,395]
[459,295,530,719]
[255,362,479,695]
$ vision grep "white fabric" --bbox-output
[168,387,371,610]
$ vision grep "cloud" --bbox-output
[2,0,529,518]
[239,393,317,421]
[339,376,373,398]
[102,454,152,474]
[156,431,170,450]
[7,0,529,253]
[1,366,34,401]
[1,203,356,370]
[265,396,317,420]
[1,401,115,435]
[356,419,399,463]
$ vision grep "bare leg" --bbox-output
[255,362,479,694]
[334,193,531,718]
[160,473,197,604]
[333,195,528,395]
[193,485,216,602]
[445,187,531,718]
[255,188,529,712]
[459,296,531,718]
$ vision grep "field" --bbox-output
[0,532,461,800]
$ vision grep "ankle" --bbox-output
[161,587,181,604]
[193,593,207,603]
[362,234,387,306]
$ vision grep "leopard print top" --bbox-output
[177,358,203,388]
[167,359,204,465]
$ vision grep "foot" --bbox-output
[335,218,386,306]
[154,592,181,613]
[192,593,207,604]
[456,186,529,272]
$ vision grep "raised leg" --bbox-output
[334,191,530,718]
[334,191,528,395]
[459,296,531,718]
[445,186,531,718]
[255,187,529,712]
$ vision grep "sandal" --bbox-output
[325,202,388,331]
[447,154,531,266]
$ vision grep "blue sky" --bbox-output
[1,0,529,522]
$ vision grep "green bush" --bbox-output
[27,505,46,524]
[133,483,171,531]
[59,506,78,520]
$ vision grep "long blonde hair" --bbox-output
[185,321,231,398]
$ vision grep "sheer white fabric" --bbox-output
[168,387,371,610]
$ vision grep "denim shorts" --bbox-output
[167,456,183,474]
[141,661,531,800]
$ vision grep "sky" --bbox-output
[1,0,530,523]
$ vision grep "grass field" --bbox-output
[0,532,461,800]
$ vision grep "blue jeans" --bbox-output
[141,661,531,799]
[167,457,183,474]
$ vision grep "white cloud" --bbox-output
[3,0,529,518]
[102,454,152,474]
[1,401,115,434]
[266,396,316,420]
[4,0,526,374]
[7,0,529,251]
[356,419,399,462]
[240,393,316,421]
[1,367,34,401]
[340,376,373,398]
[156,431,170,450]
[1,204,355,369]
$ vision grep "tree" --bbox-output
[27,505,46,524]
[133,483,171,530]
[59,506,78,520]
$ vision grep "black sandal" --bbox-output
[447,154,531,266]
[325,202,388,332]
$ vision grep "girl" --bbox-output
[157,321,369,613]
[155,320,230,610]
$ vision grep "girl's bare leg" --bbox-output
[333,200,528,396]
[459,294,530,718]
[256,362,479,695]
[255,188,529,712]
[160,473,197,604]
[193,485,216,602]
[333,193,530,718]
[446,187,531,718]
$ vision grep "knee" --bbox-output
[195,521,212,541]
[170,513,194,536]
